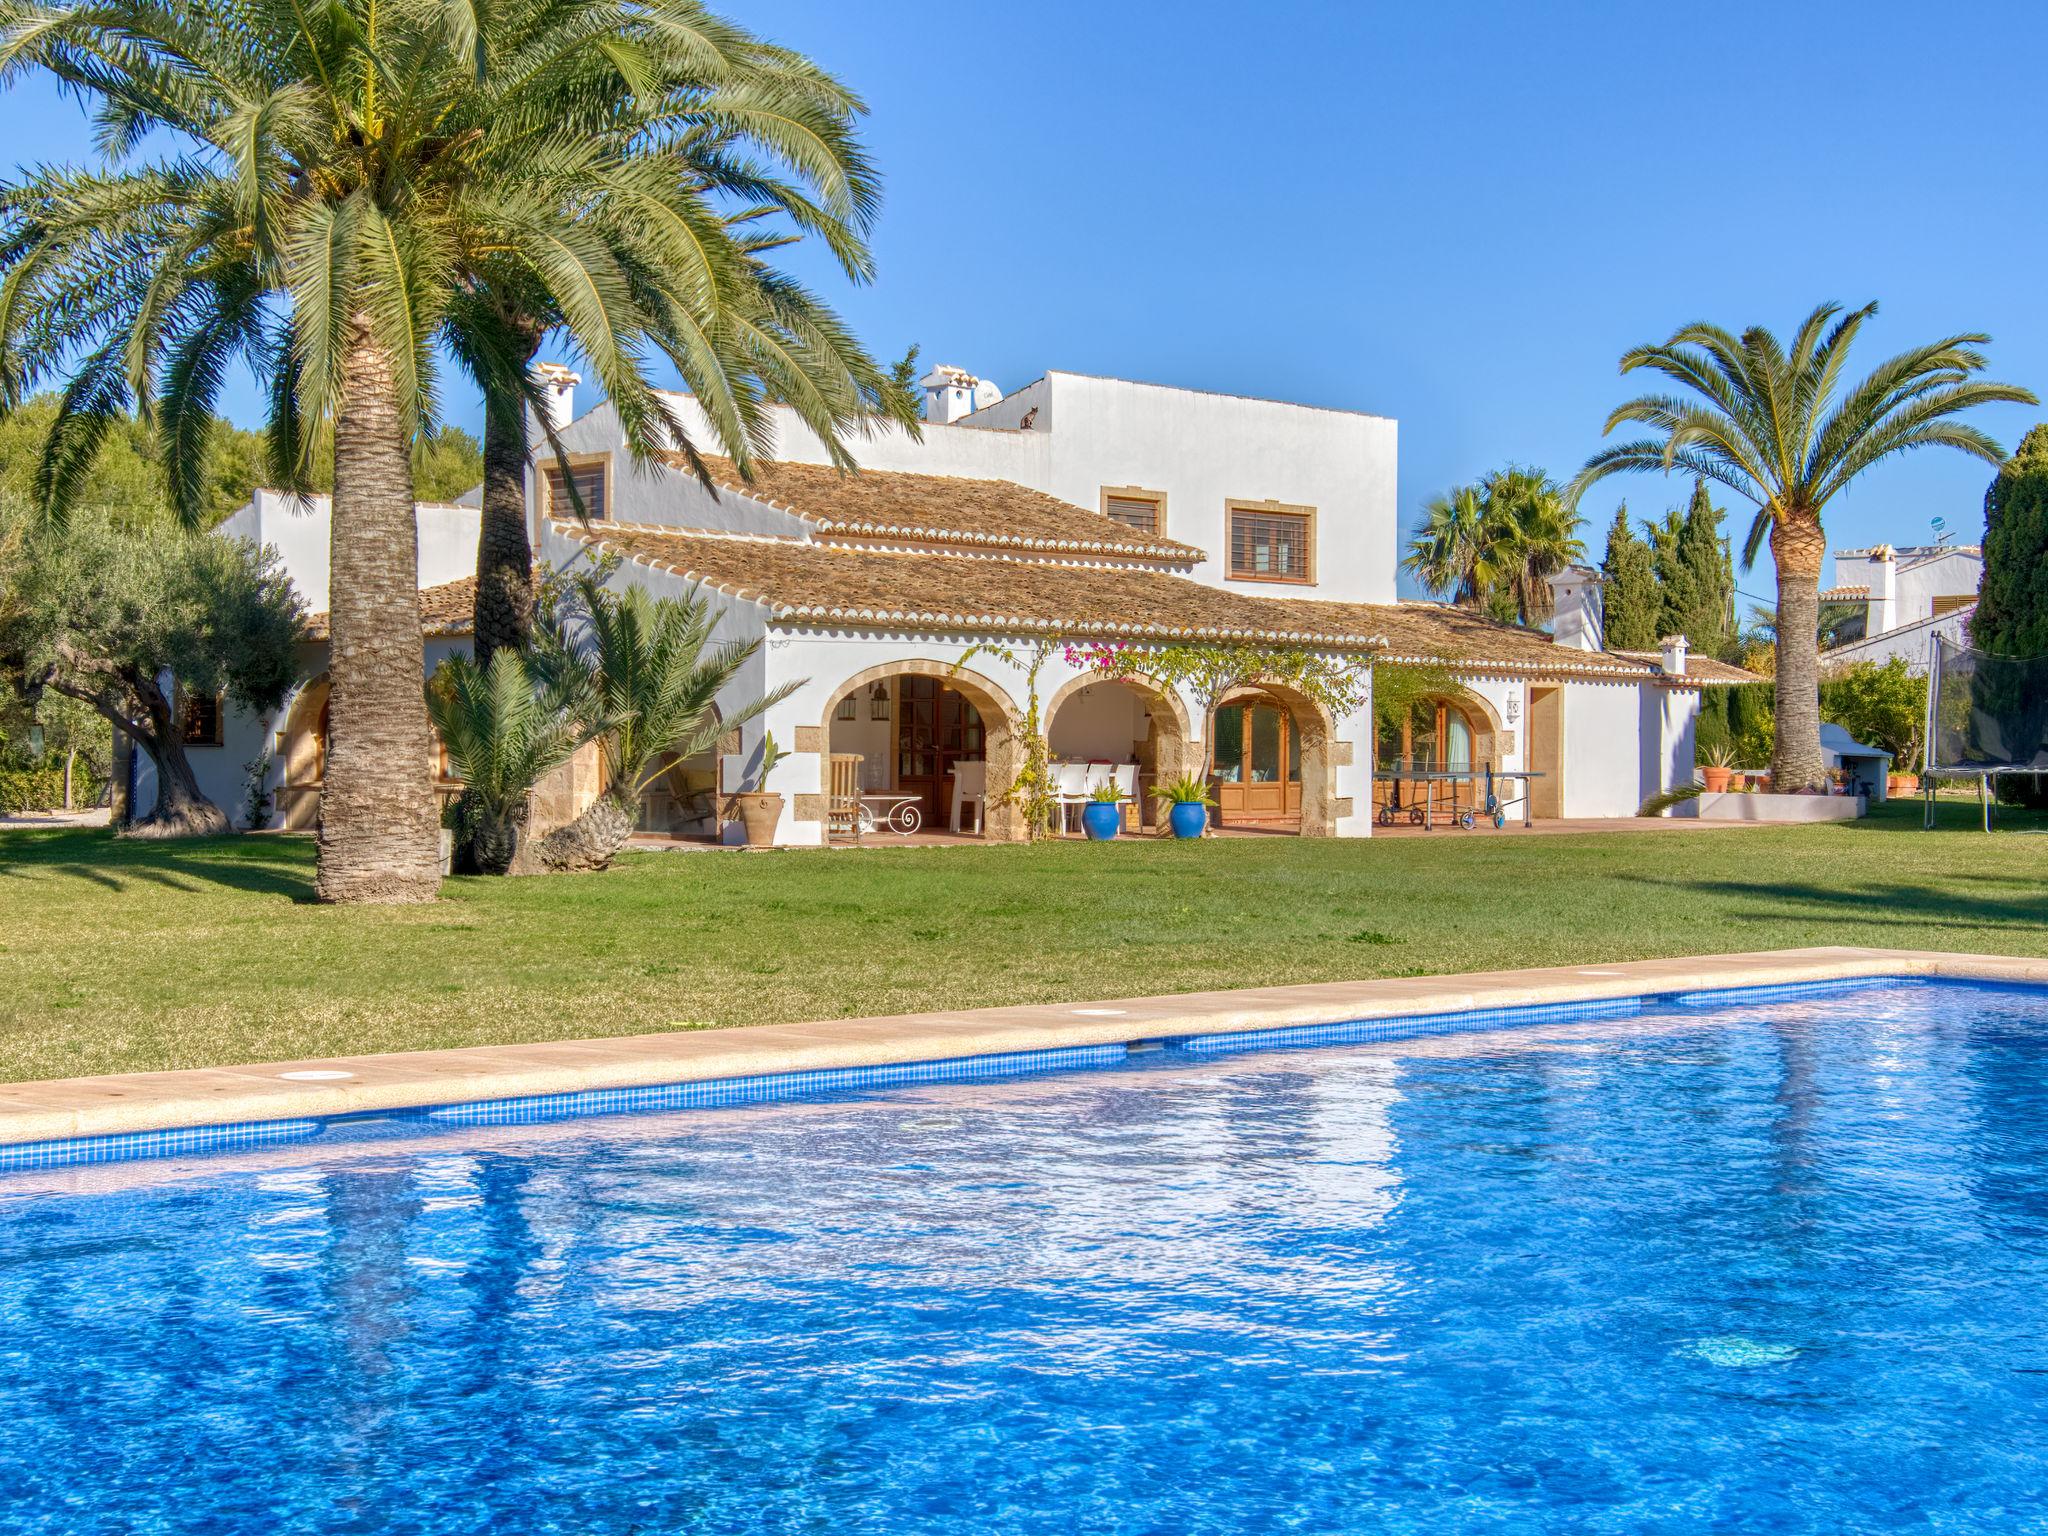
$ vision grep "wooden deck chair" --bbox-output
[828,753,865,841]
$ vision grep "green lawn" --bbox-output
[2,798,2044,1085]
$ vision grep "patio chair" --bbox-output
[950,760,987,834]
[827,753,864,841]
[1052,760,1090,833]
[1112,763,1138,830]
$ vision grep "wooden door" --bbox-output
[896,679,985,821]
[1213,700,1301,820]
[1528,686,1564,818]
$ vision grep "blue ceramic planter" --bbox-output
[1081,802,1122,841]
[1168,801,1208,839]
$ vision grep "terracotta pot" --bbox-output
[1701,766,1733,794]
[1888,773,1919,795]
[731,791,784,847]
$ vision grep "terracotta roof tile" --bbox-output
[563,524,1759,683]
[1819,584,1871,600]
[664,455,1204,563]
[1610,649,1763,685]
[304,576,476,642]
[567,523,1384,649]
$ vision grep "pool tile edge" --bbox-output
[6,947,2045,1153]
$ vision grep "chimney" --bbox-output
[1867,544,1898,636]
[1546,566,1605,651]
[919,364,1002,425]
[533,362,581,434]
[1660,634,1690,676]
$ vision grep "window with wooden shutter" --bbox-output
[1100,487,1165,536]
[180,691,224,746]
[1227,503,1315,583]
[543,459,609,521]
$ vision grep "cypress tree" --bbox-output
[1599,503,1660,650]
[1975,423,2048,658]
[1675,479,1736,658]
[1648,507,1696,642]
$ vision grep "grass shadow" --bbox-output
[0,826,317,901]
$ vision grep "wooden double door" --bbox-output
[1213,697,1301,819]
[896,677,985,821]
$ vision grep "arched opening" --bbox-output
[1211,683,1337,834]
[276,676,331,831]
[1044,673,1192,833]
[276,671,466,831]
[821,662,1025,840]
[1372,688,1504,828]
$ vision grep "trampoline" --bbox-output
[1921,633,2048,832]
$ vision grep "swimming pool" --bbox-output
[5,977,2048,1533]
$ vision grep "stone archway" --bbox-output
[1216,679,1340,836]
[815,659,1027,841]
[1044,671,1192,832]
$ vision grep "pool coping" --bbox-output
[5,945,2047,1153]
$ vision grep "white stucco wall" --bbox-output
[1047,682,1149,761]
[1821,606,1972,677]
[218,490,481,616]
[533,371,1397,604]
[1559,682,1651,818]
[1017,373,1399,605]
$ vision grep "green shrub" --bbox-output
[1820,658,1926,773]
[0,756,68,813]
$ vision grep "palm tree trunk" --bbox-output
[536,790,639,872]
[1770,512,1827,792]
[473,336,540,668]
[314,315,442,904]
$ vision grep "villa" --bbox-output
[1819,540,1983,675]
[123,365,1752,842]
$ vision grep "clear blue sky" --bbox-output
[4,0,2043,600]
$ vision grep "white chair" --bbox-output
[1053,760,1090,833]
[950,759,987,834]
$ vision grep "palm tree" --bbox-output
[456,26,910,666]
[426,650,590,874]
[1479,466,1583,624]
[1402,469,1582,624]
[0,0,812,901]
[1403,485,1489,605]
[1572,303,2034,789]
[532,575,798,871]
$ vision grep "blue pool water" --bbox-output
[7,979,2048,1534]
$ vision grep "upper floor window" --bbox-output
[542,457,608,521]
[180,691,224,747]
[1227,501,1315,584]
[1931,594,1974,619]
[1100,487,1166,537]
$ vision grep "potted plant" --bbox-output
[1150,771,1217,839]
[1081,782,1124,841]
[1699,740,1737,794]
[729,732,786,847]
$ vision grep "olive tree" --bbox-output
[0,502,304,834]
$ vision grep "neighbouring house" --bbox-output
[119,364,1754,841]
[1819,541,1982,676]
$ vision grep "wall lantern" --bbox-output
[835,694,858,722]
[1507,693,1521,725]
[869,681,891,721]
